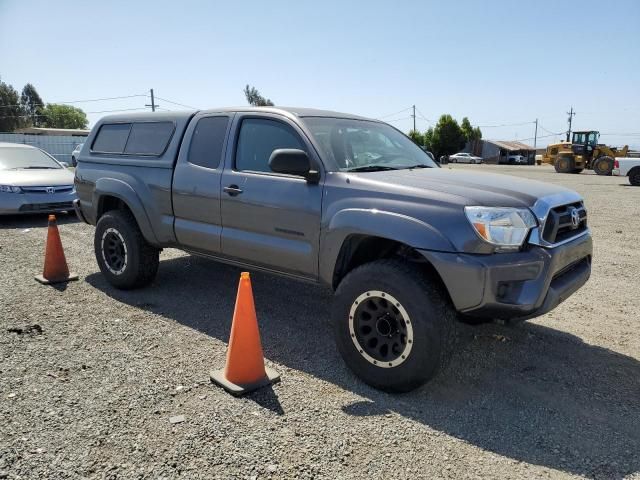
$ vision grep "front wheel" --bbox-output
[554,154,574,173]
[593,156,614,176]
[94,210,160,289]
[333,259,457,392]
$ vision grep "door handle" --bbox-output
[223,185,243,196]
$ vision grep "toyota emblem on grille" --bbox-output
[569,207,580,229]
[46,187,56,194]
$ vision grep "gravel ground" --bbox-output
[1,164,639,480]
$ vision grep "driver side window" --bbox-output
[235,118,304,173]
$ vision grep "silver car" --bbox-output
[0,143,77,215]
[71,143,83,167]
[449,152,483,164]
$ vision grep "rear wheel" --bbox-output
[593,156,614,176]
[333,259,457,392]
[629,168,640,186]
[554,154,574,173]
[94,210,160,289]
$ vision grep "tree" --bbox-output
[428,114,466,159]
[243,84,274,106]
[408,129,424,146]
[460,116,483,154]
[20,83,44,127]
[460,117,474,142]
[0,77,25,132]
[40,104,88,129]
[423,127,434,151]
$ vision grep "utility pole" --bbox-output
[412,105,416,132]
[533,118,538,150]
[145,88,157,112]
[566,106,575,141]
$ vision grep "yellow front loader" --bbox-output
[542,130,629,175]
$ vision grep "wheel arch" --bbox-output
[627,165,640,177]
[94,178,159,245]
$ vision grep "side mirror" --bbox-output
[269,149,319,183]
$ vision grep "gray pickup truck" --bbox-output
[74,107,592,392]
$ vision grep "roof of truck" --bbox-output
[97,106,373,124]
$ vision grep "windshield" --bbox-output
[303,117,438,171]
[0,147,62,170]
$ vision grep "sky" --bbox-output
[1,0,639,148]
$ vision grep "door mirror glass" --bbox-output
[269,149,311,176]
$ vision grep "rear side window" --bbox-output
[92,123,131,153]
[188,116,229,169]
[124,122,175,155]
[235,118,304,172]
[92,121,174,155]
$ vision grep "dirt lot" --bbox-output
[1,164,639,479]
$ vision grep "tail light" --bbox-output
[614,159,619,168]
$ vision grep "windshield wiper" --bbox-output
[346,165,399,172]
[401,164,432,169]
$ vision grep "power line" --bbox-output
[538,124,563,135]
[0,107,150,120]
[415,107,432,124]
[153,96,197,110]
[384,116,413,123]
[0,93,148,110]
[375,107,412,120]
[477,120,536,128]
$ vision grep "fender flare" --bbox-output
[320,208,455,285]
[93,178,159,245]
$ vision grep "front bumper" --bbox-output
[420,232,592,320]
[0,190,77,215]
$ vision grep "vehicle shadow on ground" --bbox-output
[0,212,78,230]
[86,255,640,479]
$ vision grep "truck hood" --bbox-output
[0,168,75,187]
[351,168,575,207]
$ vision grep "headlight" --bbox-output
[464,206,537,251]
[0,185,23,193]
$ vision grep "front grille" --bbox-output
[19,202,74,212]
[542,201,588,244]
[21,185,74,194]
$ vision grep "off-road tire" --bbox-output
[94,210,160,289]
[629,168,640,186]
[554,154,574,173]
[593,156,614,176]
[333,259,457,393]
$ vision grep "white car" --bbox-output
[449,152,483,164]
[507,154,528,164]
[612,157,640,186]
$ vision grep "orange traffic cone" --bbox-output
[34,215,78,285]
[210,272,280,396]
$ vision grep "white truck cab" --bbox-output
[613,158,640,186]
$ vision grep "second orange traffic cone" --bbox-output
[210,272,280,396]
[34,214,78,285]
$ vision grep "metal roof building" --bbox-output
[479,139,536,164]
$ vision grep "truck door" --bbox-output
[172,113,232,253]
[220,113,323,279]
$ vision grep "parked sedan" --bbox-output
[449,152,483,164]
[0,143,77,215]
